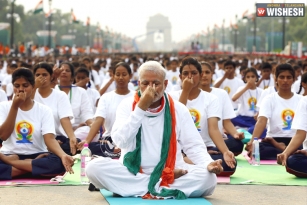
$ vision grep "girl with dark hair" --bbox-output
[99,62,135,95]
[32,62,78,156]
[213,60,245,110]
[55,62,94,137]
[78,62,133,158]
[0,68,74,180]
[231,68,263,129]
[246,64,302,160]
[75,67,100,113]
[278,95,307,178]
[199,62,244,156]
[293,67,307,95]
[296,72,307,96]
[169,57,236,176]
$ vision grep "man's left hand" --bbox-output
[207,159,223,174]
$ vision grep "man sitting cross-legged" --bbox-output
[86,61,223,199]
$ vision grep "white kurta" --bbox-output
[86,94,216,198]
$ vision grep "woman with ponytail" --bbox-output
[296,72,307,96]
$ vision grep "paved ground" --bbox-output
[0,184,306,205]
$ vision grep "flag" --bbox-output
[71,9,79,24]
[33,0,43,14]
[45,9,53,18]
[96,22,101,32]
[214,24,219,29]
[250,13,255,21]
[86,17,90,26]
[242,9,249,19]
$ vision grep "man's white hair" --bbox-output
[138,61,166,81]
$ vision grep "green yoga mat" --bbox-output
[100,189,212,205]
[61,161,86,186]
[230,155,307,186]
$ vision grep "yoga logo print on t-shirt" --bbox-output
[15,121,34,144]
[171,76,178,85]
[189,109,201,132]
[281,109,295,130]
[224,86,231,94]
[248,97,257,111]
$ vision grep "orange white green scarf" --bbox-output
[123,91,186,199]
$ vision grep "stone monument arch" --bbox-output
[145,14,172,52]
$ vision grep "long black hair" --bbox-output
[297,72,307,94]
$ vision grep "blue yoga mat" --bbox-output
[100,189,212,205]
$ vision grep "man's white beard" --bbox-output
[153,91,164,103]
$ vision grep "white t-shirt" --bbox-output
[167,70,180,86]
[292,80,304,95]
[258,77,275,90]
[234,86,263,117]
[55,85,94,127]
[34,89,73,137]
[0,73,6,86]
[0,89,7,102]
[95,90,134,137]
[257,86,277,108]
[215,69,225,79]
[90,70,101,87]
[0,101,55,155]
[259,92,302,138]
[2,74,11,86]
[98,69,105,85]
[210,87,236,134]
[214,77,245,109]
[86,88,100,113]
[6,83,13,97]
[169,90,221,147]
[100,81,135,94]
[291,96,307,150]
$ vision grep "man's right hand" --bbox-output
[138,84,158,111]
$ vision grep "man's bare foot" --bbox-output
[174,169,188,179]
[114,147,121,153]
[35,153,50,159]
[0,153,19,164]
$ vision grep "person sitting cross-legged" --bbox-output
[0,68,74,180]
[86,61,223,199]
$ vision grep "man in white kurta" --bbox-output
[86,61,221,198]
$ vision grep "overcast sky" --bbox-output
[18,0,307,42]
